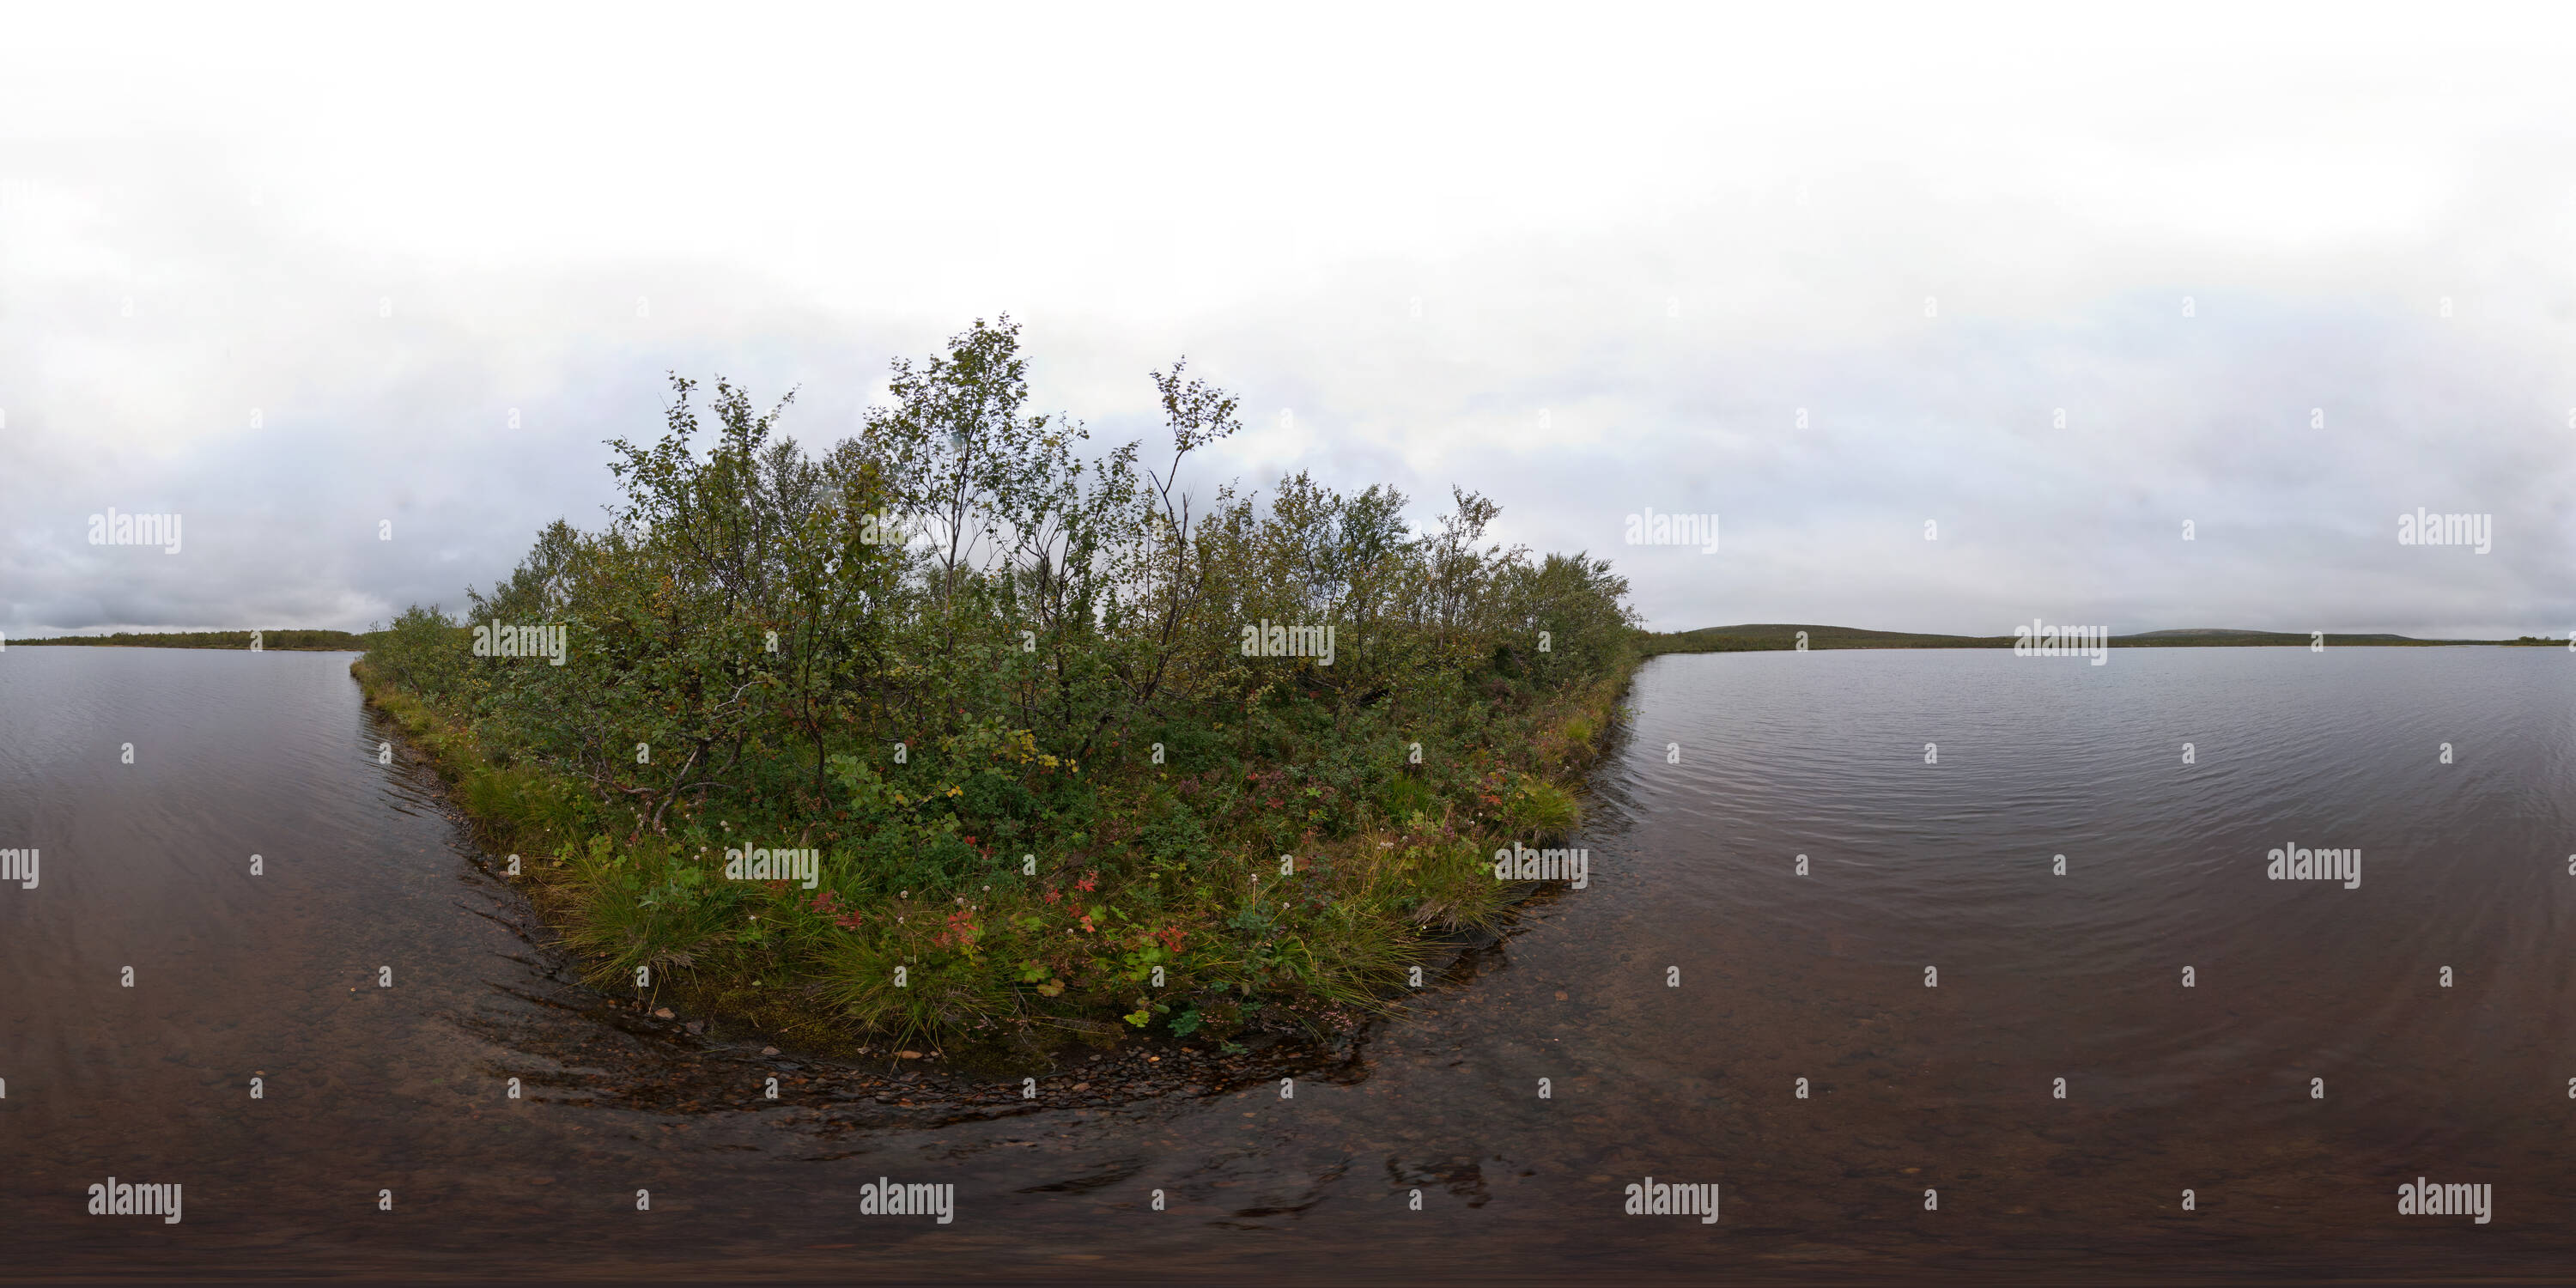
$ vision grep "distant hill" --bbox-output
[1638,623,2525,655]
[9,629,371,652]
[2112,629,2427,647]
[1641,623,1999,653]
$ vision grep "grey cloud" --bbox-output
[5,135,2573,641]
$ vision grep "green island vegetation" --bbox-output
[12,629,369,650]
[356,318,1638,1060]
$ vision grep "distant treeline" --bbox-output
[1637,624,2547,655]
[10,629,371,651]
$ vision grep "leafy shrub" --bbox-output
[361,318,1637,1047]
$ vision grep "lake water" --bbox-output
[3,645,2572,1281]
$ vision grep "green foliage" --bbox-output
[361,318,1637,1047]
[1505,778,1582,841]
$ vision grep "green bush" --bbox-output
[361,318,1637,1048]
[1506,779,1583,841]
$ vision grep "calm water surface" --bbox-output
[3,646,2573,1282]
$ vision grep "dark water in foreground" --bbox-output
[3,646,2574,1283]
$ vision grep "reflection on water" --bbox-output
[3,646,2573,1280]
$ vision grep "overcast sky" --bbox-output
[3,3,2572,638]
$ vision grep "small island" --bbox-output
[355,318,1637,1064]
